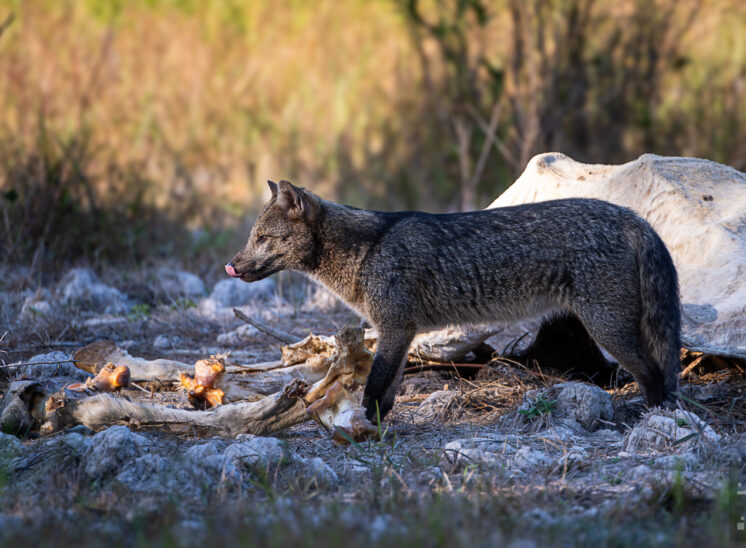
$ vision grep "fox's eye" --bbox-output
[256,235,271,244]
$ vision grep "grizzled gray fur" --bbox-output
[227,180,681,422]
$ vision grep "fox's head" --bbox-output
[225,180,321,282]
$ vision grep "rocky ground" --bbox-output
[1,266,745,547]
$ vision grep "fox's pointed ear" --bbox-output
[267,180,278,198]
[276,180,302,213]
[276,180,318,221]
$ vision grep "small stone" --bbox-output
[513,446,551,472]
[525,508,556,526]
[184,439,229,474]
[209,278,276,307]
[0,381,39,437]
[20,289,54,320]
[153,334,182,350]
[520,382,613,431]
[555,447,589,471]
[535,420,586,442]
[417,466,444,486]
[369,515,396,543]
[45,431,90,453]
[216,325,262,346]
[298,456,338,485]
[412,390,457,424]
[624,409,720,454]
[156,268,206,299]
[440,435,518,472]
[115,453,192,493]
[58,268,130,314]
[0,432,24,462]
[220,436,289,483]
[349,460,370,474]
[627,464,653,483]
[84,426,149,479]
[22,351,88,380]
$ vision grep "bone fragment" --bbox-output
[67,363,131,393]
[3,326,379,443]
[180,355,227,409]
[306,381,378,444]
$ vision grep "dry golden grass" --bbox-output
[1,0,746,269]
[0,1,419,208]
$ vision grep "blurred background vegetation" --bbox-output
[0,0,745,275]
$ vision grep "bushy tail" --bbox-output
[638,230,681,403]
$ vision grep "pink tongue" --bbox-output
[225,264,239,277]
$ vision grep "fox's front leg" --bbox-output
[362,327,415,422]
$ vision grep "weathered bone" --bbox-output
[301,326,373,403]
[180,355,227,409]
[67,363,131,393]
[3,326,378,441]
[71,339,334,396]
[73,340,194,382]
[306,380,378,444]
[281,333,337,366]
[72,340,283,383]
[69,322,480,401]
[175,327,373,414]
[296,327,376,443]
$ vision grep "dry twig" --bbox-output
[233,308,301,344]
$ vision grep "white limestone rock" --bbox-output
[83,426,149,479]
[58,268,130,314]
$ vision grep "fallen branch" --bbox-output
[0,377,310,437]
[0,360,75,370]
[48,382,310,437]
[233,308,301,344]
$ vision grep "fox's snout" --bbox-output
[225,250,267,282]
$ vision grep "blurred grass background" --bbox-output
[0,0,744,275]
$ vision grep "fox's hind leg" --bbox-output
[362,327,415,422]
[576,309,667,406]
[602,341,666,406]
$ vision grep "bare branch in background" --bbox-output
[0,13,14,40]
